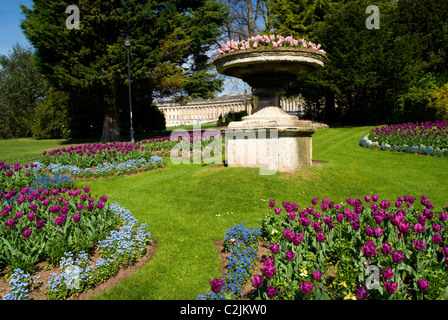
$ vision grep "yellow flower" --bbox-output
[300,269,308,277]
[338,281,347,288]
[344,293,357,300]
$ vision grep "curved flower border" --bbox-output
[2,203,152,300]
[359,135,448,157]
[35,155,164,179]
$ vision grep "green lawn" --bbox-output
[2,126,448,299]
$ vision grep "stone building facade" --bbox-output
[155,93,304,127]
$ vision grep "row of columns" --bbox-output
[157,96,303,127]
[160,102,247,126]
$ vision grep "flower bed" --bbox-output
[1,160,153,300]
[40,142,150,168]
[2,203,151,300]
[141,131,224,161]
[198,223,261,300]
[40,156,163,178]
[360,122,448,157]
[245,196,448,300]
[1,184,118,273]
[218,35,326,56]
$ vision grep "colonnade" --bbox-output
[156,94,304,127]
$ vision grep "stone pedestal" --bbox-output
[213,47,325,173]
[225,117,315,174]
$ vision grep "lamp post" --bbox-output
[124,35,134,143]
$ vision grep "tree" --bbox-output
[0,44,49,139]
[21,0,228,142]
[217,0,272,41]
[270,0,442,125]
[267,0,334,39]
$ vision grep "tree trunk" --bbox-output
[101,107,122,142]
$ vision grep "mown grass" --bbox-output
[2,126,448,299]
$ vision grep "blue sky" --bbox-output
[0,0,34,56]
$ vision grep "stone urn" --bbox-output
[213,47,326,173]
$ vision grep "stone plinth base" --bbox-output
[225,121,315,174]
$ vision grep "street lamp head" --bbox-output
[124,35,131,47]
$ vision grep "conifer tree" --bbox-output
[21,0,228,141]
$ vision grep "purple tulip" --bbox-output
[365,226,374,237]
[263,257,274,267]
[268,200,275,207]
[432,223,443,233]
[417,279,429,292]
[350,220,360,230]
[413,223,425,233]
[287,212,296,220]
[283,228,295,241]
[36,220,44,229]
[263,265,276,279]
[266,285,278,298]
[269,243,279,254]
[374,227,383,237]
[365,195,371,202]
[312,270,323,281]
[5,219,16,227]
[73,213,81,222]
[392,251,405,264]
[250,274,263,289]
[372,194,380,202]
[380,200,390,209]
[210,278,223,293]
[381,268,394,280]
[293,233,304,245]
[381,243,392,255]
[336,213,344,222]
[432,234,443,244]
[384,281,398,294]
[299,217,311,227]
[27,212,35,221]
[441,247,448,256]
[355,286,368,300]
[361,240,378,257]
[311,198,318,205]
[413,239,426,251]
[315,232,326,243]
[300,281,314,295]
[312,221,322,231]
[398,221,410,233]
[274,207,281,214]
[54,214,66,225]
[22,228,32,238]
[285,250,296,261]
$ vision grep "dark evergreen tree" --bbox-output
[21,0,228,141]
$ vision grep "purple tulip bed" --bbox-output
[202,195,448,300]
[39,142,164,178]
[141,131,225,161]
[360,121,448,157]
[0,162,152,300]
